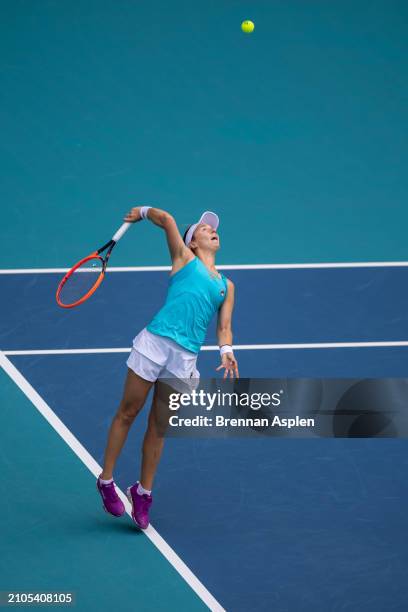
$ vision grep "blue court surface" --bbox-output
[1,264,408,611]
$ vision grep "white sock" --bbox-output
[137,482,152,496]
[99,476,113,485]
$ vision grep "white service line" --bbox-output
[3,340,408,356]
[1,261,408,274]
[0,351,225,612]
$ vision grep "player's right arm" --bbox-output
[124,206,193,272]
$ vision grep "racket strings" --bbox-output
[58,258,104,306]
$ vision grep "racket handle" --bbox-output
[112,222,132,243]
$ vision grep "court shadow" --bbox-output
[63,513,144,536]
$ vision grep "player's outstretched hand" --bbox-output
[216,352,239,379]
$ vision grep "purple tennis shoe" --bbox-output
[96,476,125,517]
[126,482,153,529]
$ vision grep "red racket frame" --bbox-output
[56,221,132,309]
[56,239,114,308]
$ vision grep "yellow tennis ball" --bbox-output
[241,20,255,34]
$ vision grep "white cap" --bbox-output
[184,211,219,247]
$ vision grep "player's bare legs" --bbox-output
[139,382,171,490]
[126,382,172,528]
[101,369,153,480]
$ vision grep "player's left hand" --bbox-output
[216,352,239,379]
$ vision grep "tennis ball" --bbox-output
[241,20,255,34]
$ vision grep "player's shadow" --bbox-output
[64,512,145,536]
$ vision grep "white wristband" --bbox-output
[220,345,233,356]
[140,206,151,220]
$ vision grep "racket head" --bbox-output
[56,253,106,308]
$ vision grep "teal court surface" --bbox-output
[1,2,408,611]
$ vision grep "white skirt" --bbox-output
[126,327,200,384]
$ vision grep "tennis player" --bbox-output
[96,207,239,529]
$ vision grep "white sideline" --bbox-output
[0,261,408,273]
[3,340,408,356]
[0,351,226,612]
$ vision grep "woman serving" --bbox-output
[96,206,239,529]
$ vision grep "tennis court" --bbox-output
[1,2,408,611]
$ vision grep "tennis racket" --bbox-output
[56,222,132,308]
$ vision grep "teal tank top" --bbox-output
[147,257,228,354]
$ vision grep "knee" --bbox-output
[117,398,143,425]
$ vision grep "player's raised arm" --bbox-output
[124,206,190,266]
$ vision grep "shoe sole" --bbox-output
[96,481,125,518]
[126,487,148,530]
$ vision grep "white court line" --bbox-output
[1,261,408,273]
[4,341,408,356]
[0,351,225,612]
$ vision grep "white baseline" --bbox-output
[1,261,408,273]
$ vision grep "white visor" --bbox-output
[184,211,220,247]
